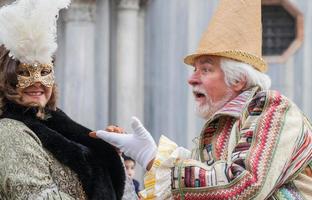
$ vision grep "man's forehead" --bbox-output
[194,55,220,66]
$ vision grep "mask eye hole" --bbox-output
[16,69,30,77]
[41,68,52,76]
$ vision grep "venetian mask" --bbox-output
[16,63,55,88]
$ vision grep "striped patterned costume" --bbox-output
[142,87,312,200]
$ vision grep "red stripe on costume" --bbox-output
[215,118,234,159]
[199,168,206,187]
[191,167,195,187]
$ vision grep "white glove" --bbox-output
[95,116,157,170]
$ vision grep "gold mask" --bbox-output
[16,63,55,88]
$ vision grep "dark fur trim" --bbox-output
[1,102,125,200]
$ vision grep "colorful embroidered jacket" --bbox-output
[142,87,312,200]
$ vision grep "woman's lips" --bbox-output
[24,91,44,96]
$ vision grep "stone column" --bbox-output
[61,0,97,129]
[115,0,142,129]
[94,0,111,129]
[302,2,312,119]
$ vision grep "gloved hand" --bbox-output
[91,116,157,170]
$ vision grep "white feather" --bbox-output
[0,0,71,64]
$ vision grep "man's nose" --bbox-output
[188,71,200,86]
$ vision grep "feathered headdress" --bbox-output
[0,0,71,64]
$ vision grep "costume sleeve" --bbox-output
[140,135,192,199]
[0,119,75,200]
[141,91,312,199]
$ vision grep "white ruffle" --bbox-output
[141,135,191,200]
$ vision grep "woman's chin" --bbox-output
[21,100,44,108]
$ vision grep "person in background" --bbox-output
[123,154,141,196]
[90,0,312,199]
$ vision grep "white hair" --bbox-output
[220,58,271,90]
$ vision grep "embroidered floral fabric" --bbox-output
[0,119,86,200]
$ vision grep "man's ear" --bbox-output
[232,76,247,92]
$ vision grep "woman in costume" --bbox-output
[0,0,128,199]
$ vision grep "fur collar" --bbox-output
[1,102,125,200]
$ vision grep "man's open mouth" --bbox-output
[193,91,206,100]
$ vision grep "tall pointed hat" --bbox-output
[184,0,267,72]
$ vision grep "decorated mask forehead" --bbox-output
[16,63,55,88]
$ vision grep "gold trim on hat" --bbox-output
[184,50,267,72]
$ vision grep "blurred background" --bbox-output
[1,0,311,182]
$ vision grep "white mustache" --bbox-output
[192,86,207,96]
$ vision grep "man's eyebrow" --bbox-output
[199,57,214,64]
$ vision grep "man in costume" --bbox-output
[0,0,132,199]
[92,0,312,199]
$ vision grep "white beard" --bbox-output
[194,87,234,120]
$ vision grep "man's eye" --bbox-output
[17,70,30,76]
[41,69,51,76]
[201,67,211,73]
